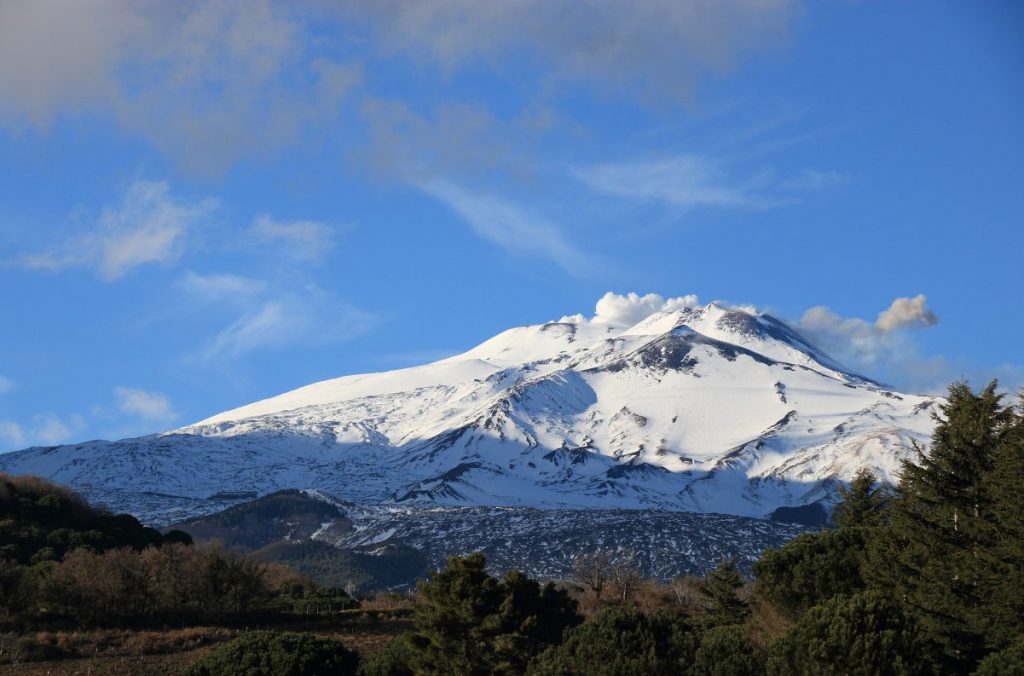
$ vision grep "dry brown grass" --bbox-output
[746,592,795,651]
[0,646,221,675]
[357,592,416,613]
[0,614,413,674]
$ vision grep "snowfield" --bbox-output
[0,302,938,524]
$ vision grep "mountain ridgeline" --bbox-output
[0,301,939,525]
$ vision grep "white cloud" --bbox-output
[0,420,25,450]
[114,386,178,423]
[200,291,378,360]
[574,156,764,210]
[179,275,380,361]
[346,0,795,102]
[0,1,362,173]
[798,306,902,369]
[800,296,1018,396]
[32,413,85,446]
[797,295,940,374]
[0,1,794,176]
[0,1,130,126]
[562,291,701,326]
[875,294,939,332]
[249,214,336,262]
[178,271,268,304]
[0,375,14,395]
[573,154,846,211]
[20,180,217,280]
[417,179,597,275]
[0,413,87,451]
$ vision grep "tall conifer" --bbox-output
[877,381,1012,669]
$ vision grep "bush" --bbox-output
[753,529,866,616]
[692,625,760,676]
[974,636,1024,676]
[184,631,359,676]
[358,633,416,676]
[529,607,689,675]
[767,591,926,676]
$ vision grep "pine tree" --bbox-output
[872,381,1013,670]
[411,553,503,675]
[978,390,1024,649]
[832,468,886,529]
[974,635,1024,676]
[410,553,581,675]
[700,558,749,625]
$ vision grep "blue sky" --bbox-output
[1,1,1022,450]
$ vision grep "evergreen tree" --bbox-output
[980,392,1024,649]
[699,558,749,625]
[871,381,1013,670]
[973,635,1024,676]
[410,553,581,675]
[490,570,582,674]
[833,469,887,529]
[411,553,503,675]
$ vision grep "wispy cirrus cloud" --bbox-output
[249,214,337,262]
[178,271,379,361]
[416,179,598,276]
[0,0,797,182]
[573,154,845,211]
[573,155,764,210]
[17,180,217,280]
[178,270,268,304]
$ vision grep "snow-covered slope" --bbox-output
[0,301,938,522]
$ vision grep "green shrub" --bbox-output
[767,591,926,676]
[974,636,1024,676]
[753,529,866,616]
[358,633,415,676]
[692,625,760,676]
[529,607,688,676]
[183,630,359,676]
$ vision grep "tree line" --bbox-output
[0,474,355,628]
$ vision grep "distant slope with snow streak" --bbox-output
[0,302,938,523]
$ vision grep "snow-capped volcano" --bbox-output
[0,300,938,522]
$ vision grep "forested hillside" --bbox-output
[0,474,356,632]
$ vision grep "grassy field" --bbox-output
[0,612,412,674]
